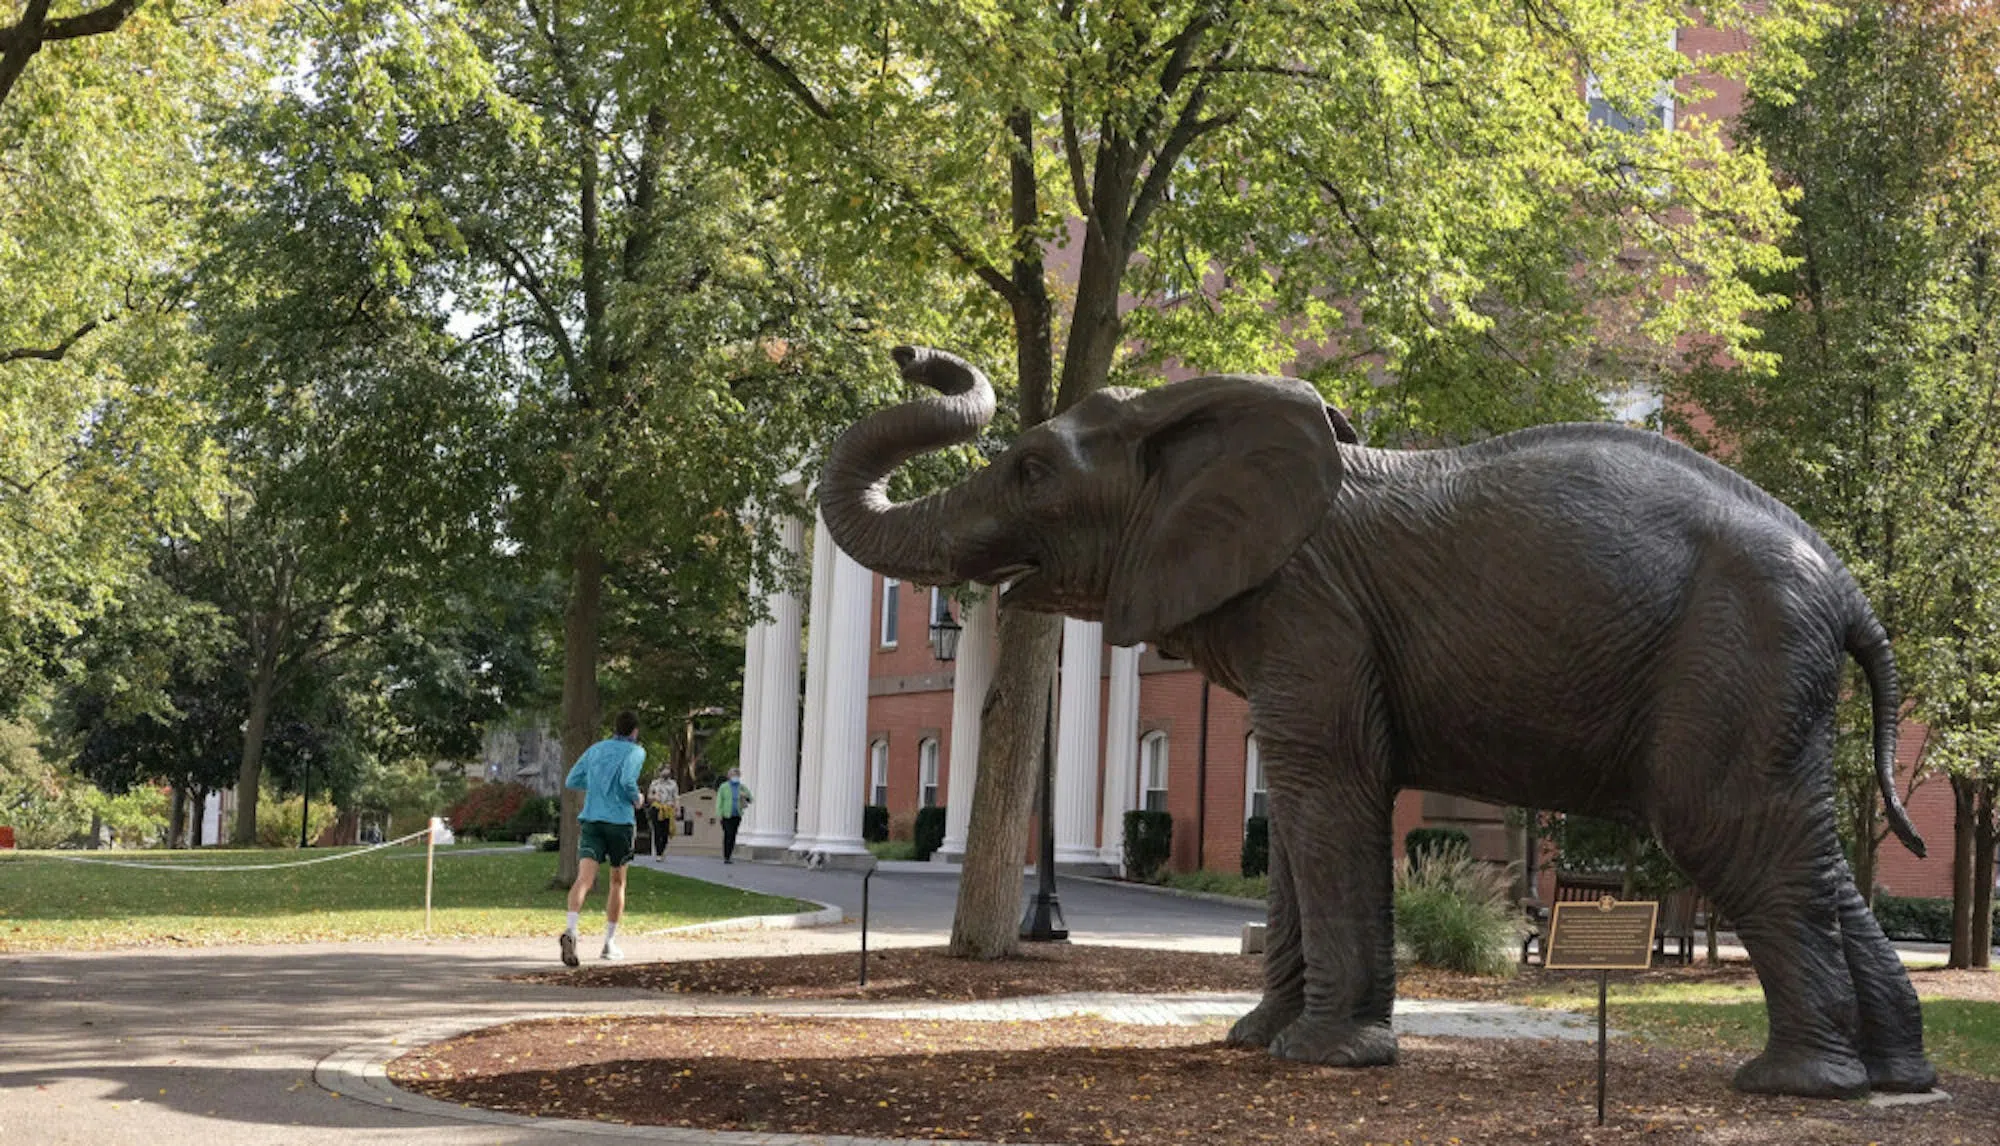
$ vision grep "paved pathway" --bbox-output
[0,853,1767,1146]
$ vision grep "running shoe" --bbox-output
[559,930,579,968]
[601,939,625,961]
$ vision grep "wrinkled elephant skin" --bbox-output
[817,347,1938,1100]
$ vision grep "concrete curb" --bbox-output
[640,898,844,937]
[1071,874,1264,911]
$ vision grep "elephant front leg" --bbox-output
[1228,808,1303,1048]
[1266,758,1398,1068]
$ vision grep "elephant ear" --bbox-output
[1104,376,1345,647]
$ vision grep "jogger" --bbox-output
[561,711,645,965]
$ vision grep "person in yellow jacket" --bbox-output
[645,770,679,857]
[715,768,752,864]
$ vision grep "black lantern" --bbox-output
[929,604,962,662]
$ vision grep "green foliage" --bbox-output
[253,790,341,849]
[1122,810,1173,883]
[1403,827,1472,870]
[0,849,814,951]
[912,805,947,862]
[1163,869,1269,901]
[862,804,889,844]
[1871,894,2000,944]
[1536,812,1686,897]
[0,718,91,847]
[1241,815,1269,878]
[1392,844,1522,977]
[866,839,916,862]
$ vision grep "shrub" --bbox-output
[527,832,558,852]
[1393,843,1522,977]
[863,804,890,843]
[503,795,557,841]
[444,782,540,840]
[1242,815,1269,877]
[1404,827,1471,870]
[913,805,947,861]
[1123,809,1173,882]
[256,792,341,849]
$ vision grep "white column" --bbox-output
[734,595,769,803]
[1054,617,1104,865]
[1100,644,1143,869]
[789,513,838,854]
[741,513,806,850]
[937,590,997,862]
[811,545,875,857]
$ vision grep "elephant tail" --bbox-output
[1848,611,1926,859]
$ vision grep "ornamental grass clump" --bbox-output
[1393,844,1523,978]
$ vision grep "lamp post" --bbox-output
[1020,669,1067,942]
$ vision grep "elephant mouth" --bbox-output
[989,563,1039,597]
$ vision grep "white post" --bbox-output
[1054,618,1104,867]
[811,546,875,859]
[425,816,439,933]
[741,512,806,853]
[1100,644,1143,870]
[789,512,838,856]
[937,590,996,862]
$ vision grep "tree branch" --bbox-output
[0,0,141,111]
[0,317,105,365]
[705,1,1017,302]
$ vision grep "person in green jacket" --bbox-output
[559,710,645,966]
[716,767,752,864]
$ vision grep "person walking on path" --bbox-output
[645,769,679,857]
[717,767,752,864]
[560,711,645,966]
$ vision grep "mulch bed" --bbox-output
[508,942,1265,999]
[392,1013,2000,1144]
[439,947,2000,1142]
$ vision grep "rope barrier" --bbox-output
[5,826,436,872]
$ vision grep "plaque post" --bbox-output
[1543,895,1657,1130]
[1597,970,1608,1125]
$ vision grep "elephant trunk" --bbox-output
[818,346,996,585]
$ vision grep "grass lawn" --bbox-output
[1160,870,1267,900]
[865,840,916,861]
[0,846,815,951]
[1519,975,2000,1081]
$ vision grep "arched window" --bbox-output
[1244,734,1267,821]
[919,738,941,808]
[1139,732,1169,813]
[869,738,889,806]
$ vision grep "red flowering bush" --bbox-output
[447,782,540,840]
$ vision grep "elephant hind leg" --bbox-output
[1836,881,1937,1092]
[1653,799,1868,1099]
[1228,809,1303,1049]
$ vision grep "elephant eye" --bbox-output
[1019,455,1055,488]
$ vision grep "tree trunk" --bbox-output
[1973,779,1997,970]
[168,785,186,850]
[947,607,1063,958]
[229,644,282,846]
[1949,773,1977,968]
[554,537,604,886]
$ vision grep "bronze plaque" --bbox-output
[1544,897,1658,970]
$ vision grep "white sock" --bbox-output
[565,911,579,937]
[604,920,619,941]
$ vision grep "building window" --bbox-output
[1586,30,1678,135]
[870,738,889,806]
[1245,734,1267,821]
[919,738,940,808]
[1140,732,1169,813]
[880,578,900,648]
[930,586,950,626]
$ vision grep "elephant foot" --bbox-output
[1733,1045,1869,1100]
[1227,994,1303,1049]
[1269,1015,1397,1067]
[1865,1053,1939,1094]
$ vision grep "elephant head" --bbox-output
[818,346,1354,647]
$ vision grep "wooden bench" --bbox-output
[1520,872,1702,966]
[1520,871,1624,966]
